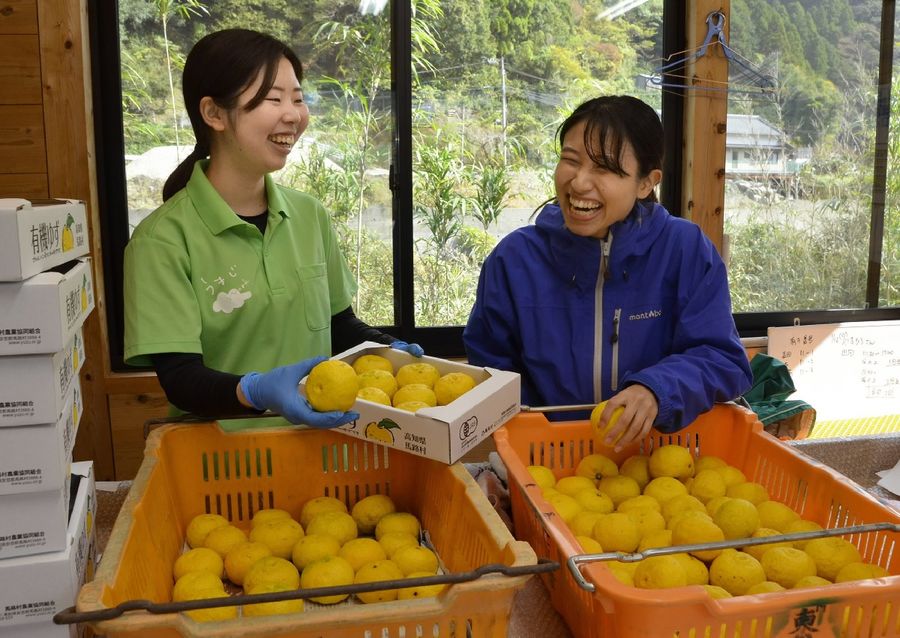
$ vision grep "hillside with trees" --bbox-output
[115,0,897,321]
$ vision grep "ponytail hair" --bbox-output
[162,142,210,201]
[161,29,303,201]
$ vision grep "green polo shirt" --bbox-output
[124,161,356,429]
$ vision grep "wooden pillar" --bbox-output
[681,0,730,254]
[37,0,116,480]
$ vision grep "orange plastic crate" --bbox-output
[76,422,537,637]
[494,404,900,638]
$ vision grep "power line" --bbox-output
[503,65,568,88]
[598,0,653,20]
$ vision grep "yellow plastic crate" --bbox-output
[494,404,900,638]
[74,422,538,637]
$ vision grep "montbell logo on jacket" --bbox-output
[464,201,752,432]
[629,309,662,321]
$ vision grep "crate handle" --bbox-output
[521,399,750,414]
[54,558,559,625]
[521,404,597,413]
[143,411,279,438]
[567,522,900,593]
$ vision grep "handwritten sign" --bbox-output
[767,320,900,421]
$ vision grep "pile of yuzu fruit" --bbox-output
[171,494,444,621]
[527,402,889,599]
[305,353,478,414]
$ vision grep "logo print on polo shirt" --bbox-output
[213,289,252,314]
[202,265,252,314]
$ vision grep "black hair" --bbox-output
[162,29,304,201]
[556,95,664,203]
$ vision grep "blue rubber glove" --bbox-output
[390,340,425,358]
[240,357,359,428]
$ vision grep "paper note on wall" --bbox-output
[767,320,900,421]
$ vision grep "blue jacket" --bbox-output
[463,201,752,432]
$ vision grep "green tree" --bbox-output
[206,0,295,42]
[470,159,511,230]
[313,10,392,313]
[309,0,440,316]
[154,0,208,156]
[120,48,165,152]
[414,140,466,252]
[489,0,535,57]
[772,62,841,147]
[428,0,493,71]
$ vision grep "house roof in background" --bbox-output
[727,113,784,148]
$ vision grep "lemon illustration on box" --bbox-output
[365,418,400,444]
[81,274,89,312]
[72,385,80,426]
[72,338,79,371]
[62,213,75,251]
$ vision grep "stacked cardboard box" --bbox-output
[0,199,96,638]
[0,462,95,638]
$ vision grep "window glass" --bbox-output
[724,0,885,312]
[884,8,900,307]
[117,0,394,325]
[109,0,895,367]
[410,0,665,327]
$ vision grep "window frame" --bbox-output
[90,1,900,372]
[732,0,900,336]
[89,0,131,372]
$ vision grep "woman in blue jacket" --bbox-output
[464,95,752,450]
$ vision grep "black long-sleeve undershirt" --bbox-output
[330,306,396,353]
[151,306,397,417]
[150,352,248,417]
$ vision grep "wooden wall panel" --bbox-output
[108,393,169,480]
[74,372,164,479]
[0,0,37,34]
[0,35,40,104]
[39,1,94,197]
[0,104,45,172]
[0,172,47,197]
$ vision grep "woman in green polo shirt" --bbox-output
[124,29,421,429]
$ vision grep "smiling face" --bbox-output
[554,120,660,239]
[216,56,309,178]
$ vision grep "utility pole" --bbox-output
[460,104,466,157]
[485,55,509,163]
[500,55,508,164]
